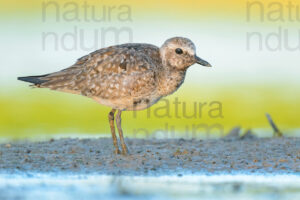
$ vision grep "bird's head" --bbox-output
[160,37,211,70]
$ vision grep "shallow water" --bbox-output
[0,174,299,200]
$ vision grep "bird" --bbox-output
[18,37,212,155]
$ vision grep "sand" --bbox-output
[0,137,299,175]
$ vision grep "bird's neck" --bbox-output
[157,68,187,97]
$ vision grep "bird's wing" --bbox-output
[40,44,162,98]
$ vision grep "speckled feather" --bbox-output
[25,37,208,110]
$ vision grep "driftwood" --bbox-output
[266,113,283,137]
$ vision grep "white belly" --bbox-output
[92,95,162,111]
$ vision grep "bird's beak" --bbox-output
[195,56,212,67]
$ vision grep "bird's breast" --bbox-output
[157,70,186,97]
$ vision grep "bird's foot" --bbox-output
[121,144,129,155]
[114,148,121,155]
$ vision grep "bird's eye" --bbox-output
[175,48,183,55]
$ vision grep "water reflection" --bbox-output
[0,174,299,200]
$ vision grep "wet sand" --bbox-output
[0,137,299,175]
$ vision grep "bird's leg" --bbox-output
[108,109,121,154]
[115,110,129,155]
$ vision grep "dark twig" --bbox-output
[266,113,283,137]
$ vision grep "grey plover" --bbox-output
[18,37,212,155]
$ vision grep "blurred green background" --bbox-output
[0,0,299,138]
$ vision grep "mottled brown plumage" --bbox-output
[18,37,212,155]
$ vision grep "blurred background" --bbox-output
[0,0,299,139]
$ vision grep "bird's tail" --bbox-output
[17,75,49,86]
[18,66,81,92]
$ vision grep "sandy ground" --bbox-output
[0,136,299,175]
